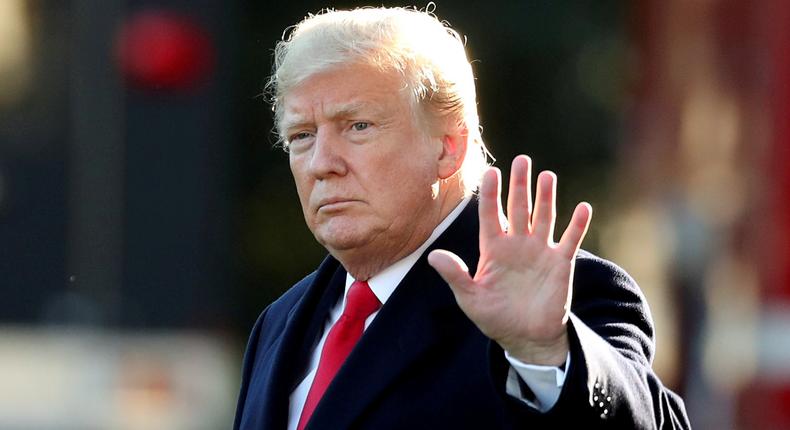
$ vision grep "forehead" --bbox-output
[279,63,413,128]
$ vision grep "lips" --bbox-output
[316,197,358,211]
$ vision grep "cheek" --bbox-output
[370,143,435,184]
[289,156,308,187]
[368,160,436,208]
[290,161,313,208]
[388,150,436,183]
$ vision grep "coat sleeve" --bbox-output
[492,253,691,429]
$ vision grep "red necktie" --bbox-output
[297,280,381,430]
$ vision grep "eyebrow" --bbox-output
[281,100,387,132]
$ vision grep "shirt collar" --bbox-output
[345,197,471,305]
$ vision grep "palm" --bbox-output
[428,155,592,365]
[471,230,573,344]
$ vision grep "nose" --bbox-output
[307,128,348,179]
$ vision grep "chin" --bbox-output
[313,225,372,252]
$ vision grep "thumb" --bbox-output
[427,249,474,295]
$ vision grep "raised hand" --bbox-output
[428,155,592,365]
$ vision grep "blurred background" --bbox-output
[1,0,788,428]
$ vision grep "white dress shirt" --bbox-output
[287,198,569,429]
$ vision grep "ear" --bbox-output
[437,126,468,180]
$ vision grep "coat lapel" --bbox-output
[255,257,346,429]
[304,199,481,429]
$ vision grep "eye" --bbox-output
[286,131,315,153]
[351,122,370,131]
[289,131,313,142]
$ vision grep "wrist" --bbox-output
[502,332,569,367]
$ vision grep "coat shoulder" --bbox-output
[243,270,318,353]
[266,271,318,317]
[573,250,650,316]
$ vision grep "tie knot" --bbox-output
[343,280,381,320]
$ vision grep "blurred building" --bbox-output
[1,1,241,428]
[601,0,790,428]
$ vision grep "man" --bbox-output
[234,6,690,429]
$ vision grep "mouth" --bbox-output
[316,197,359,212]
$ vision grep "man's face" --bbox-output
[282,62,444,267]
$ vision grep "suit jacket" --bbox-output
[234,200,691,429]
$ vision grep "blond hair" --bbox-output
[267,6,492,195]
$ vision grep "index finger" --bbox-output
[479,167,504,238]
